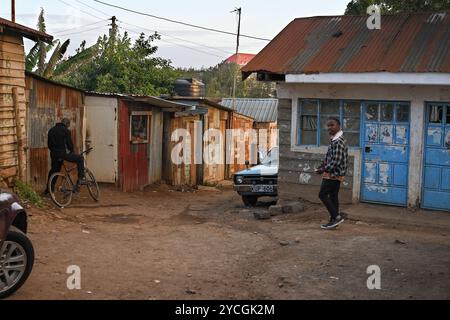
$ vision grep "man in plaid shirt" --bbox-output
[315,117,348,230]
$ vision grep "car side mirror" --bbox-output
[245,160,250,169]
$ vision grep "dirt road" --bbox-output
[9,184,450,300]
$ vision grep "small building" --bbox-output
[0,18,52,187]
[25,72,85,189]
[220,98,279,152]
[242,12,450,211]
[85,93,188,192]
[165,96,255,186]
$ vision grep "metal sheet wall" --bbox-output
[25,74,85,189]
[118,100,151,192]
[228,113,255,177]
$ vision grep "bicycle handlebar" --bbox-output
[81,147,94,155]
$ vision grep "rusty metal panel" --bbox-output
[118,100,150,192]
[242,12,450,75]
[254,122,279,151]
[29,148,48,187]
[25,74,84,188]
[228,113,255,177]
[28,107,55,148]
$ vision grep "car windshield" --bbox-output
[260,147,279,166]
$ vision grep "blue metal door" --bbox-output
[422,103,450,212]
[361,102,410,206]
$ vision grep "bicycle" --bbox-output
[48,148,100,208]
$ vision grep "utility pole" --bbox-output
[109,16,118,38]
[108,16,118,50]
[231,7,241,110]
[11,0,15,22]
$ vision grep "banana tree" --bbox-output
[25,8,70,78]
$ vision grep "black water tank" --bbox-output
[174,78,205,97]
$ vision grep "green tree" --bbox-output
[345,0,450,14]
[178,62,276,98]
[55,27,181,95]
[26,8,70,77]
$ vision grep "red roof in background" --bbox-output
[225,53,256,66]
[242,12,450,77]
[0,17,53,43]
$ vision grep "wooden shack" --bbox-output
[85,93,187,192]
[0,18,52,187]
[165,97,255,186]
[221,98,279,156]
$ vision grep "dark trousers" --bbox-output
[319,179,341,220]
[45,152,85,192]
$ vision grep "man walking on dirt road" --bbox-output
[315,117,349,230]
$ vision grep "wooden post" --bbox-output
[12,87,23,181]
[11,0,16,22]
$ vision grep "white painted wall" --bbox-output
[286,73,450,86]
[85,96,118,184]
[278,83,450,207]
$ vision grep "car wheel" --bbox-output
[0,228,34,299]
[242,195,258,207]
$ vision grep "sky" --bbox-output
[0,0,350,68]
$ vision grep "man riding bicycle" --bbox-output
[43,118,85,195]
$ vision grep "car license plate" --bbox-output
[252,185,274,193]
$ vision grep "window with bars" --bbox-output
[297,99,361,147]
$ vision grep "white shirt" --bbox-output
[332,130,344,142]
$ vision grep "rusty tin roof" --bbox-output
[0,17,53,43]
[242,12,450,78]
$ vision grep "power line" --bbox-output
[56,0,231,59]
[123,26,226,59]
[122,26,227,59]
[75,0,111,18]
[57,0,105,20]
[120,21,233,56]
[57,24,109,37]
[75,0,234,54]
[52,19,108,35]
[93,0,271,41]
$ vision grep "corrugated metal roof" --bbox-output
[86,92,192,111]
[0,17,53,43]
[242,12,450,77]
[26,71,85,92]
[220,98,278,123]
[225,53,256,66]
[168,96,235,112]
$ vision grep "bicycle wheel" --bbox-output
[85,168,100,201]
[48,173,73,208]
